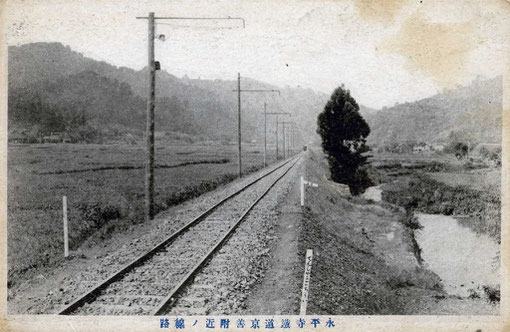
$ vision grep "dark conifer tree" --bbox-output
[317,85,372,195]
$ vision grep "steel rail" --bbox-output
[153,156,300,315]
[58,155,299,315]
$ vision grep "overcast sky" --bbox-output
[5,0,510,109]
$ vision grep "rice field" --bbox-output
[7,141,275,281]
[427,169,500,195]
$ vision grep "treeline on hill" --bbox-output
[362,76,502,148]
[9,43,501,146]
[8,71,199,143]
[8,42,328,144]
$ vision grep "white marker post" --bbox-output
[300,176,318,206]
[300,249,314,315]
[63,196,69,258]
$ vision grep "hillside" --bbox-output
[9,42,501,146]
[364,77,502,146]
[8,42,328,143]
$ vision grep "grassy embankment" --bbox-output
[7,141,270,285]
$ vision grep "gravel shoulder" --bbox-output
[243,157,304,314]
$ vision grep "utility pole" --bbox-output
[286,127,290,156]
[289,129,292,155]
[263,108,289,167]
[276,115,279,159]
[145,12,156,222]
[233,77,279,176]
[263,102,267,167]
[137,13,244,222]
[237,73,242,177]
[265,112,290,161]
[292,130,295,154]
[282,122,286,159]
[280,121,296,160]
[289,128,294,156]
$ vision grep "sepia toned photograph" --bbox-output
[2,0,509,330]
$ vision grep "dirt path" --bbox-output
[243,159,304,314]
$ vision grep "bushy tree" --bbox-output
[317,85,372,195]
[445,142,468,159]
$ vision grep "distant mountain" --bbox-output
[8,42,328,143]
[358,105,378,119]
[363,77,502,146]
[9,71,143,136]
[12,42,498,147]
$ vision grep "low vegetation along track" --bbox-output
[58,155,300,315]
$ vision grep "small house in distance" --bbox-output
[8,131,29,144]
[412,143,431,153]
[471,143,501,167]
[8,128,37,143]
[43,132,70,143]
[432,144,445,152]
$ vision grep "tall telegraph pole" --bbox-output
[138,13,244,222]
[280,121,295,160]
[237,73,242,177]
[263,108,289,167]
[266,112,290,160]
[263,102,267,167]
[145,12,156,222]
[276,115,279,159]
[234,76,279,176]
[287,128,290,156]
[282,122,286,159]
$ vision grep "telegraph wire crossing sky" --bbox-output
[5,0,510,109]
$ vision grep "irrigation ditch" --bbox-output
[374,160,501,304]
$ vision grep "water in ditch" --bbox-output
[415,213,499,298]
[362,185,382,202]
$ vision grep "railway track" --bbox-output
[58,155,300,315]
